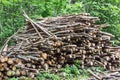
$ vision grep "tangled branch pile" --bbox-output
[0,13,120,79]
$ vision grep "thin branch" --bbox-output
[23,10,53,37]
[87,69,101,80]
[29,20,43,39]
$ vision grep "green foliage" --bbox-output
[103,24,120,37]
[89,3,119,24]
[61,65,90,80]
[8,77,18,80]
[61,65,80,76]
[62,2,83,14]
[111,39,120,46]
[36,72,60,80]
[79,69,89,76]
[82,0,120,37]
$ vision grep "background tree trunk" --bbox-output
[71,0,76,4]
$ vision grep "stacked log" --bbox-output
[0,13,120,79]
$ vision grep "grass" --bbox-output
[36,72,60,80]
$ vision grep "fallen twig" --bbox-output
[87,69,101,80]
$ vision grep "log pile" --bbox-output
[0,13,120,79]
